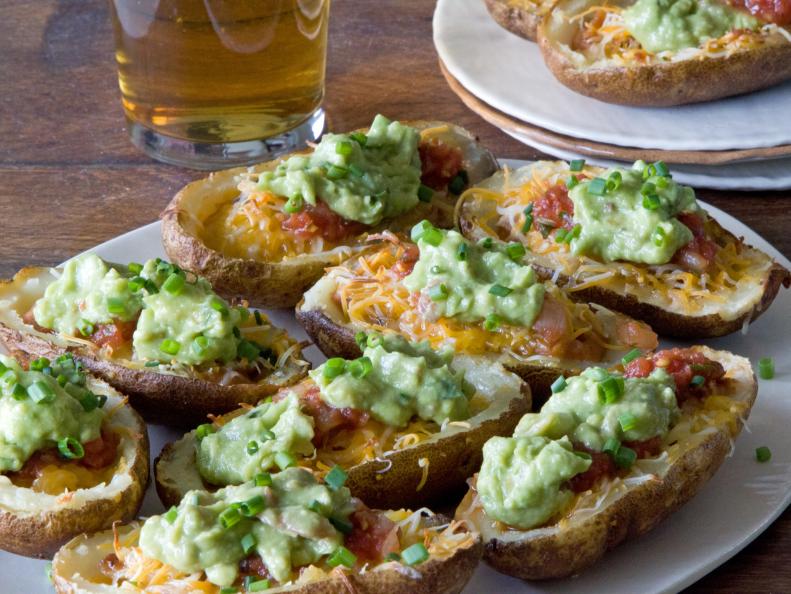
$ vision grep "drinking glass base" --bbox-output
[126,108,326,170]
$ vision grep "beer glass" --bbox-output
[108,0,329,169]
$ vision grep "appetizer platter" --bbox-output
[1,116,790,593]
[434,0,791,153]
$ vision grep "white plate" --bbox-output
[2,189,790,593]
[503,135,791,191]
[434,0,791,152]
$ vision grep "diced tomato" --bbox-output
[531,295,571,348]
[672,212,719,273]
[532,184,574,233]
[624,347,725,404]
[90,319,137,351]
[297,386,370,445]
[418,139,463,191]
[344,508,400,564]
[393,243,419,279]
[624,435,663,458]
[81,430,120,470]
[282,200,368,242]
[568,450,616,493]
[616,319,659,351]
[238,555,273,580]
[728,0,791,24]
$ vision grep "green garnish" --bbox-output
[336,140,353,156]
[28,381,55,404]
[327,546,357,568]
[284,194,304,214]
[196,423,215,440]
[254,472,272,487]
[107,296,126,314]
[621,348,641,365]
[428,284,449,301]
[240,495,266,517]
[758,357,774,380]
[457,243,469,261]
[162,272,185,295]
[598,375,625,404]
[323,358,347,379]
[569,159,585,172]
[417,184,434,202]
[164,506,178,524]
[219,506,241,529]
[160,339,181,356]
[483,313,501,331]
[755,446,771,463]
[550,376,566,393]
[618,412,638,432]
[246,440,259,455]
[274,451,296,470]
[325,465,348,490]
[614,445,637,468]
[588,177,606,196]
[401,542,429,565]
[57,437,84,460]
[348,356,373,379]
[489,284,512,297]
[507,242,526,261]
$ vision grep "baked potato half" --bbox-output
[483,0,553,41]
[455,346,757,579]
[155,353,530,510]
[296,229,658,404]
[162,117,498,308]
[0,355,149,558]
[456,160,790,338]
[0,259,309,426]
[538,0,791,106]
[52,476,482,593]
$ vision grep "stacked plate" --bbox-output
[433,0,791,190]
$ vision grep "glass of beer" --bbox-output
[107,0,330,169]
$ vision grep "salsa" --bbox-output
[728,0,791,24]
[281,200,367,242]
[419,139,463,190]
[624,347,725,404]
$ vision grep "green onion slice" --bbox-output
[483,313,501,332]
[254,472,272,487]
[755,446,772,462]
[164,506,178,524]
[323,358,347,379]
[551,375,566,393]
[428,283,449,301]
[58,437,84,459]
[621,348,642,365]
[618,412,638,433]
[758,357,774,380]
[325,465,348,490]
[162,272,185,295]
[327,546,357,568]
[274,451,296,470]
[218,506,241,529]
[569,159,585,172]
[507,242,526,261]
[489,284,512,297]
[240,495,266,517]
[28,380,55,403]
[401,542,429,565]
[417,184,433,202]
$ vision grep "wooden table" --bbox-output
[0,0,788,591]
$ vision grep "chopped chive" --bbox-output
[555,229,568,243]
[164,506,178,524]
[401,542,429,565]
[57,437,84,459]
[603,437,620,456]
[196,423,215,440]
[336,140,353,156]
[160,339,181,356]
[239,495,265,517]
[210,296,229,318]
[569,159,585,172]
[254,310,264,325]
[348,163,364,178]
[246,440,259,455]
[448,174,466,195]
[643,194,661,210]
[78,391,100,412]
[246,577,270,591]
[330,516,354,534]
[350,132,367,146]
[127,262,143,275]
[323,358,347,379]
[260,429,276,441]
[254,472,272,487]
[755,446,771,463]
[618,412,638,433]
[489,284,512,297]
[107,296,126,314]
[551,375,566,393]
[348,356,373,379]
[327,165,348,180]
[385,552,401,562]
[598,376,625,404]
[654,161,670,177]
[240,532,257,555]
[366,334,382,348]
[457,243,469,261]
[566,176,579,190]
[758,357,774,380]
[219,506,241,529]
[588,177,606,196]
[284,194,304,214]
[28,381,55,403]
[507,242,526,261]
[690,375,705,388]
[192,335,210,356]
[11,383,27,400]
[30,357,50,371]
[483,313,501,332]
[237,340,261,361]
[327,546,357,568]
[652,225,667,246]
[274,451,296,470]
[621,348,642,365]
[480,237,493,249]
[355,331,368,349]
[417,184,434,202]
[78,319,95,337]
[325,465,348,490]
[162,272,185,295]
[410,220,435,243]
[144,360,161,367]
[614,445,637,468]
[606,171,622,191]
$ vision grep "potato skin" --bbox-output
[457,347,757,579]
[0,322,307,428]
[161,121,498,309]
[484,0,545,42]
[0,396,149,559]
[52,521,482,594]
[456,165,791,338]
[155,379,531,510]
[538,0,791,106]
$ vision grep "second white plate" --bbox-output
[434,0,791,152]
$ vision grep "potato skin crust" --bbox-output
[161,121,497,309]
[538,0,791,106]
[155,380,531,510]
[456,347,756,579]
[484,0,544,42]
[52,521,482,594]
[0,321,307,427]
[0,400,149,559]
[455,176,791,339]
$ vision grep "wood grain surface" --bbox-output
[0,0,789,591]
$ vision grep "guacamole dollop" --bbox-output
[139,468,355,586]
[33,253,142,335]
[477,366,679,529]
[623,0,759,53]
[196,392,315,486]
[257,114,422,226]
[477,435,591,529]
[517,367,679,451]
[310,333,471,427]
[0,355,103,472]
[568,161,700,265]
[403,223,546,328]
[33,255,255,367]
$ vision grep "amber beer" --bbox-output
[108,0,330,167]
